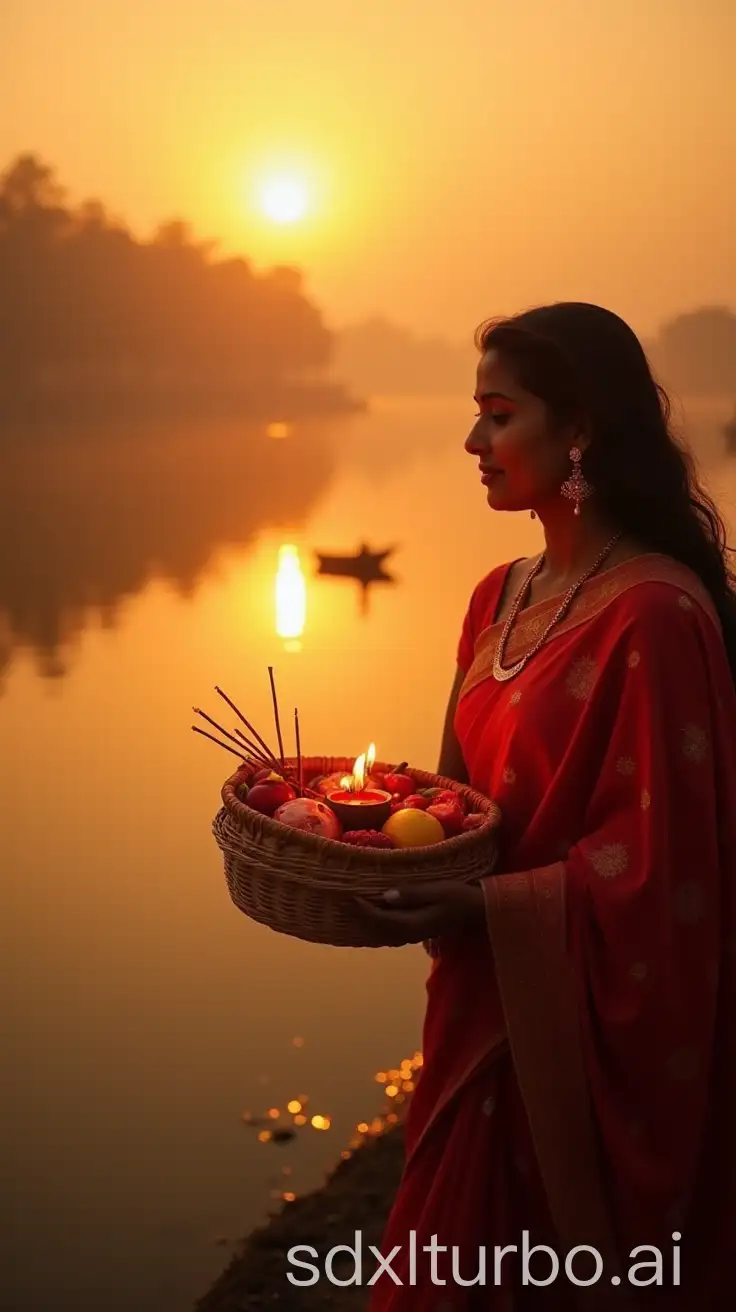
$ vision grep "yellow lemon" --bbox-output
[382,808,445,848]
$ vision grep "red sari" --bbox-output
[368,554,736,1310]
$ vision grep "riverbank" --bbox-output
[194,1125,405,1311]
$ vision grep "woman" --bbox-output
[357,302,736,1309]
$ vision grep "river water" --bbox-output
[1,395,732,1310]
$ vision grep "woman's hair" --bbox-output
[476,302,736,677]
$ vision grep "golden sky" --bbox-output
[3,0,734,341]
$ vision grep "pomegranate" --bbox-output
[273,797,343,840]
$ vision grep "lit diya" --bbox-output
[325,745,392,831]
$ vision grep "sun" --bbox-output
[259,175,310,224]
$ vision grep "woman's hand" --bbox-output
[354,879,486,942]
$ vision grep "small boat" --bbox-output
[315,544,396,586]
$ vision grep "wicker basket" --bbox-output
[212,757,502,948]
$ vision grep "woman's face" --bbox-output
[465,349,575,513]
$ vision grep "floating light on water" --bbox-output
[258,1130,272,1143]
[267,1107,280,1120]
[293,1114,307,1126]
[275,546,306,649]
[385,1084,399,1098]
[311,1114,331,1131]
[287,1100,302,1114]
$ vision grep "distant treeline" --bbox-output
[0,153,346,415]
[2,153,734,413]
[335,310,736,401]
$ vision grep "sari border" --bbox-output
[460,552,719,704]
[484,864,630,1305]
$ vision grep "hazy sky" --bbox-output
[3,0,734,342]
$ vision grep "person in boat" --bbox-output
[357,302,736,1308]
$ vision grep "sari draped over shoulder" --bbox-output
[368,554,736,1310]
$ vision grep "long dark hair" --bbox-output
[476,301,736,676]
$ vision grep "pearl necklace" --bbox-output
[492,533,622,682]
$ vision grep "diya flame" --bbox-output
[341,743,376,792]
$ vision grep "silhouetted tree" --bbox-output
[0,153,335,411]
[653,307,736,396]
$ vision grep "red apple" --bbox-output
[246,777,297,817]
[252,767,283,784]
[383,771,414,799]
[432,789,462,809]
[400,794,429,810]
[427,801,465,837]
[273,797,343,840]
[462,812,487,831]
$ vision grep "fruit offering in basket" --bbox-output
[192,677,488,853]
[195,666,502,950]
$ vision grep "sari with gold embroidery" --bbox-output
[368,554,736,1309]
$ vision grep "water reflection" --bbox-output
[0,419,337,686]
[274,544,306,650]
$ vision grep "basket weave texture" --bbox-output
[213,757,502,947]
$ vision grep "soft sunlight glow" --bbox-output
[275,544,306,644]
[260,175,309,224]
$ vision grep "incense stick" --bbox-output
[193,707,251,756]
[232,727,275,768]
[215,687,281,766]
[268,666,285,766]
[294,708,303,791]
[191,725,248,761]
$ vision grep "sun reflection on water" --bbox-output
[275,543,306,649]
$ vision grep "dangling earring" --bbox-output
[560,446,593,516]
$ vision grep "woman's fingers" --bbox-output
[377,882,452,907]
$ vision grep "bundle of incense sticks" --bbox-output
[191,666,306,794]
